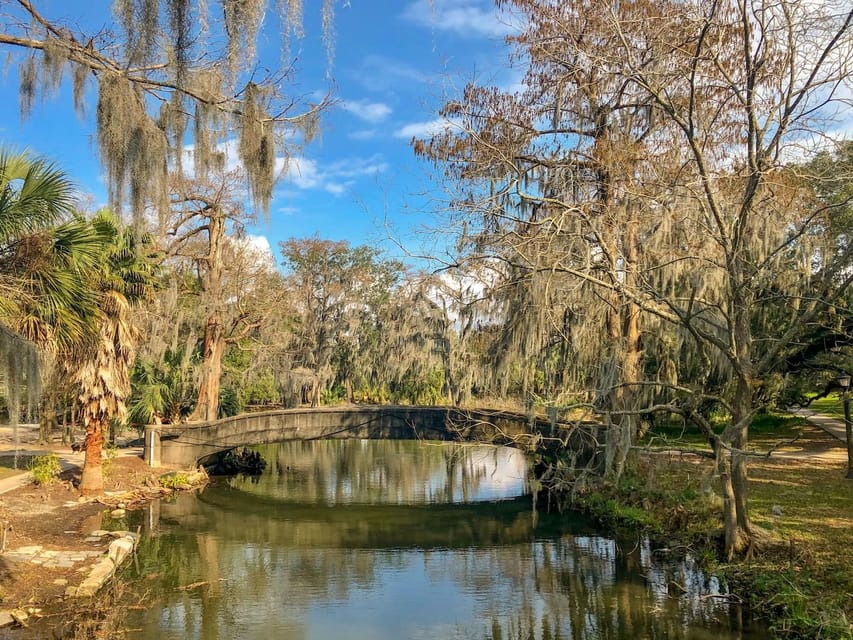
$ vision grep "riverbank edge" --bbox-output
[0,462,209,634]
[563,463,852,640]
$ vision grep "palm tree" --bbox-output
[129,348,196,427]
[75,210,157,494]
[0,149,100,455]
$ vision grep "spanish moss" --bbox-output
[239,82,275,216]
[18,57,36,121]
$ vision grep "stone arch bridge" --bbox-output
[142,405,602,469]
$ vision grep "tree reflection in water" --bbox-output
[123,440,764,640]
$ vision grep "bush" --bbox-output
[159,472,189,489]
[102,443,118,477]
[218,387,243,418]
[29,453,61,485]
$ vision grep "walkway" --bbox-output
[791,408,849,442]
[0,425,142,494]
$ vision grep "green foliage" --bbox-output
[0,149,106,349]
[102,442,118,477]
[389,368,446,405]
[158,472,189,489]
[218,386,243,419]
[571,457,723,546]
[320,384,347,405]
[729,568,852,640]
[242,371,280,406]
[129,349,196,425]
[28,452,61,485]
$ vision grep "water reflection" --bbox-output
[123,440,763,640]
[234,440,529,504]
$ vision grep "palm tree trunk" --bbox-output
[79,418,104,495]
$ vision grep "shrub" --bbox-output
[29,453,61,485]
[102,443,118,477]
[159,472,189,489]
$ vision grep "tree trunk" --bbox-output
[722,287,756,558]
[38,393,56,445]
[729,374,754,547]
[604,223,642,480]
[190,209,225,423]
[715,440,748,560]
[191,314,224,421]
[79,419,104,495]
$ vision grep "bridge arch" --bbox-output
[143,405,601,469]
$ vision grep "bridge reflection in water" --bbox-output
[124,440,765,640]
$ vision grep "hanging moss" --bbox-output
[0,325,40,455]
[277,0,304,63]
[159,92,187,172]
[166,0,191,84]
[40,37,67,98]
[191,68,225,180]
[239,82,275,215]
[18,57,37,120]
[96,72,169,223]
[222,0,265,79]
[115,0,161,67]
[72,63,88,118]
[321,0,335,70]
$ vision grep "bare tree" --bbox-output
[417,0,853,557]
[162,171,281,421]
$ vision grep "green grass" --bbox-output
[577,459,853,637]
[807,394,846,420]
[0,454,37,480]
[737,457,853,639]
[585,422,853,639]
[639,411,807,450]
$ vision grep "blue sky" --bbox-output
[0,0,522,263]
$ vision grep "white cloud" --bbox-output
[355,55,432,92]
[349,129,377,141]
[238,233,276,269]
[330,156,389,178]
[245,233,272,255]
[341,99,392,123]
[275,153,388,197]
[402,0,515,38]
[278,156,321,189]
[175,140,388,208]
[394,117,459,139]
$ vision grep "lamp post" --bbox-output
[839,372,852,479]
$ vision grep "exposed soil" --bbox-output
[0,455,162,610]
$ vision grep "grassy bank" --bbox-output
[571,420,852,639]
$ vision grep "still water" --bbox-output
[124,440,764,639]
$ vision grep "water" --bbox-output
[123,440,764,639]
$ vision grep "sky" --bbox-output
[0,0,523,265]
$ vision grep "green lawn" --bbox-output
[808,394,847,420]
[0,453,36,480]
[641,412,807,450]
